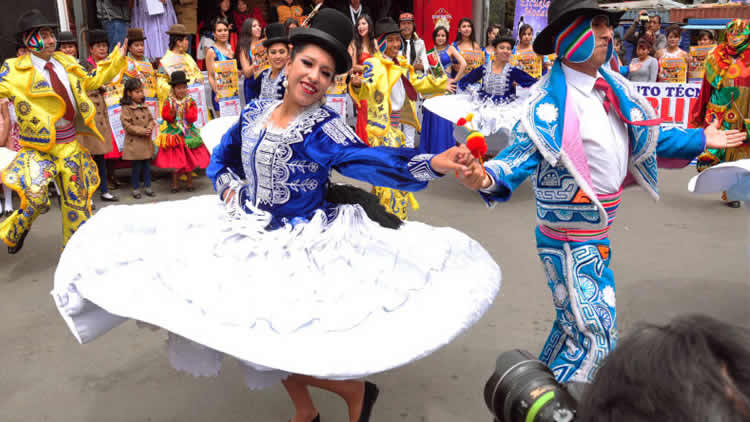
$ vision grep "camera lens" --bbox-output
[484,350,577,422]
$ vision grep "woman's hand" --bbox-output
[446,78,457,93]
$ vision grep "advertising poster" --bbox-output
[326,94,346,122]
[688,45,715,82]
[659,57,688,83]
[215,59,241,117]
[252,42,269,77]
[512,0,551,42]
[512,51,543,78]
[462,49,485,73]
[425,48,446,80]
[187,83,209,128]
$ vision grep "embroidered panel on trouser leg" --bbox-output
[0,147,57,247]
[57,142,99,246]
[369,127,419,220]
[535,227,617,383]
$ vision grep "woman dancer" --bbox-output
[244,22,288,101]
[52,9,500,422]
[432,25,466,90]
[452,18,485,77]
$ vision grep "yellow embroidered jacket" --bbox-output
[350,53,446,137]
[0,49,126,152]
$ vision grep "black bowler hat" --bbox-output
[375,17,400,38]
[533,0,625,55]
[263,23,289,48]
[87,29,109,46]
[57,31,76,45]
[289,8,353,74]
[16,9,58,35]
[169,70,189,86]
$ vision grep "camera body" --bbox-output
[484,350,587,422]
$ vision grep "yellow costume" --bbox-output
[0,48,126,249]
[157,49,203,106]
[350,52,446,219]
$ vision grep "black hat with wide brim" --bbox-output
[169,70,189,86]
[533,0,625,55]
[289,8,353,75]
[87,29,109,46]
[16,9,58,35]
[57,31,76,44]
[375,17,400,38]
[263,23,289,48]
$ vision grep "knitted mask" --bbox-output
[23,29,47,53]
[554,15,614,64]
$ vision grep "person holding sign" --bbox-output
[206,17,236,116]
[452,18,486,79]
[237,18,264,98]
[244,23,289,101]
[688,31,716,83]
[123,28,160,127]
[457,0,746,383]
[350,17,447,220]
[656,25,688,83]
[154,71,210,192]
[691,19,750,208]
[79,29,121,200]
[157,24,203,107]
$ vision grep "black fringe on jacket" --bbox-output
[325,183,403,230]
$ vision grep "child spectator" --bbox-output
[57,31,78,58]
[153,71,210,193]
[120,78,156,199]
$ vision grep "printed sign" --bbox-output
[426,48,446,80]
[512,0,551,42]
[658,57,688,83]
[186,83,209,128]
[512,51,543,78]
[462,49,485,73]
[632,82,702,128]
[688,45,715,82]
[107,104,126,151]
[326,94,347,122]
[326,74,348,95]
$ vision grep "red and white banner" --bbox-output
[631,82,702,129]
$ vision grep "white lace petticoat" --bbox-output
[52,195,501,389]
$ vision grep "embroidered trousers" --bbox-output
[369,125,419,220]
[535,227,618,383]
[0,140,99,248]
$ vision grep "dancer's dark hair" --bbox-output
[325,183,403,229]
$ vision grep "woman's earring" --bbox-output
[282,79,288,88]
[320,96,326,105]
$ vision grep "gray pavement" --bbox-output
[0,167,748,422]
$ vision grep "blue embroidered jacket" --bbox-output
[244,68,286,102]
[457,62,537,102]
[207,99,441,228]
[480,61,706,231]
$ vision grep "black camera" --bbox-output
[484,350,587,422]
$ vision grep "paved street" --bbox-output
[1,166,748,422]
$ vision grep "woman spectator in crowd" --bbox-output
[284,18,299,33]
[205,17,235,116]
[433,25,466,86]
[233,0,266,33]
[57,31,79,58]
[131,0,178,61]
[237,17,264,98]
[348,14,376,143]
[485,24,501,52]
[628,37,658,82]
[656,24,688,82]
[157,24,203,105]
[452,18,484,77]
[514,23,534,54]
[198,0,235,67]
[696,30,715,46]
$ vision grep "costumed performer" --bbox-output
[244,22,288,102]
[421,35,537,156]
[690,19,750,209]
[154,70,210,192]
[79,29,122,200]
[458,0,746,384]
[349,17,448,220]
[205,17,236,116]
[347,13,376,145]
[0,96,21,218]
[157,24,203,107]
[452,18,486,79]
[51,9,500,422]
[0,10,127,254]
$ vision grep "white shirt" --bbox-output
[562,64,629,195]
[390,77,405,112]
[30,54,79,127]
[349,3,362,25]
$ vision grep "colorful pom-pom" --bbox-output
[456,117,467,126]
[466,131,487,158]
[466,113,474,122]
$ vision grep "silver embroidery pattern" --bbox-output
[408,154,439,181]
[241,100,278,202]
[259,68,286,100]
[241,101,329,206]
[482,62,512,97]
[321,116,362,146]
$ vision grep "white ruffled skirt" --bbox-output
[52,196,501,389]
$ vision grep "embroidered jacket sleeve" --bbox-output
[405,64,447,96]
[0,61,11,99]
[655,127,706,161]
[510,67,538,88]
[305,115,441,191]
[81,49,127,92]
[206,117,245,196]
[457,65,484,91]
[349,58,377,104]
[480,123,543,205]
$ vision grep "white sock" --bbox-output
[3,185,12,212]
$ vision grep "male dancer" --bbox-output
[0,10,127,253]
[460,0,746,383]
